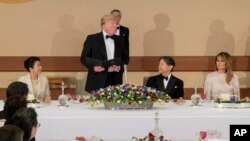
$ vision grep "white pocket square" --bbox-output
[174,86,178,88]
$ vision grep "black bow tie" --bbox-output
[160,75,168,81]
[106,35,115,39]
[117,27,120,29]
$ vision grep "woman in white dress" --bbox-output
[204,52,240,100]
[18,56,51,103]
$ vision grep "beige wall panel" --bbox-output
[0,0,250,56]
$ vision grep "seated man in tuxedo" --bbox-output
[146,56,184,99]
[80,14,129,93]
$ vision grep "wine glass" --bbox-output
[70,94,82,103]
[200,131,207,140]
[76,94,82,103]
[216,131,222,139]
[200,93,206,101]
[207,130,217,139]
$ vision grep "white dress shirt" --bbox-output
[103,31,114,60]
[163,74,172,89]
[115,25,120,36]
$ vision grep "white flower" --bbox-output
[158,99,163,103]
[139,101,142,104]
[132,137,138,141]
[96,100,100,104]
[27,94,35,101]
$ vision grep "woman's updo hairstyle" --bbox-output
[24,56,40,72]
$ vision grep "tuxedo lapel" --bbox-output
[97,32,108,60]
[119,26,124,36]
[114,35,120,58]
[156,75,165,91]
[166,76,176,93]
[119,26,127,36]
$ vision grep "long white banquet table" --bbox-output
[1,100,250,141]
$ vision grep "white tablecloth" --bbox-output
[1,100,249,141]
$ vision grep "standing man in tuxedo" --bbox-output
[110,9,129,57]
[146,56,184,99]
[81,15,129,93]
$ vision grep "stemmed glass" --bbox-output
[200,131,207,141]
[70,94,82,103]
[207,130,217,139]
[200,93,206,101]
[216,131,222,139]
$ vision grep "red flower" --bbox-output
[79,98,84,103]
[148,132,155,141]
[160,135,164,141]
[75,137,86,141]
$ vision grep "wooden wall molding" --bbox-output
[0,56,249,72]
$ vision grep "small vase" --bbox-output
[58,94,68,106]
[191,83,201,106]
[191,93,201,106]
[58,82,68,106]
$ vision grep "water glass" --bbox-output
[207,130,217,139]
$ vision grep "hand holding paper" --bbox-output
[85,57,121,70]
[108,65,120,72]
[94,66,105,72]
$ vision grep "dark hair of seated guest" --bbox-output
[4,95,27,120]
[159,56,175,71]
[6,81,29,98]
[5,108,38,141]
[0,125,24,141]
[24,56,40,72]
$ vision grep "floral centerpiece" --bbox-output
[27,99,40,108]
[89,84,171,109]
[214,97,250,108]
[27,99,40,104]
[27,94,40,103]
[27,94,40,108]
[215,97,250,103]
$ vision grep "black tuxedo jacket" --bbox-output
[0,110,5,119]
[146,74,184,99]
[119,25,129,54]
[80,32,129,92]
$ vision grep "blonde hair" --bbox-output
[215,52,233,84]
[100,14,115,26]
